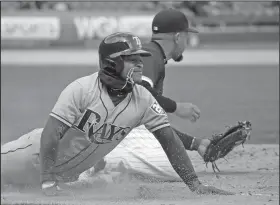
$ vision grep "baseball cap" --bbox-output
[99,32,151,59]
[152,9,198,34]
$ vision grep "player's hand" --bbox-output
[174,102,200,122]
[191,180,234,195]
[42,181,62,196]
[195,184,235,195]
[197,139,211,158]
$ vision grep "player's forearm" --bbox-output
[172,127,201,151]
[40,116,69,183]
[153,127,201,191]
[140,81,177,113]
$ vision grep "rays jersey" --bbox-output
[47,72,170,181]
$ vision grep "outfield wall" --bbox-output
[1,10,279,49]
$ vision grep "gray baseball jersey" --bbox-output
[48,72,170,180]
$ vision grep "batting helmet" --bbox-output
[99,32,151,70]
[98,32,151,91]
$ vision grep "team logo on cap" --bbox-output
[153,26,158,31]
[150,101,166,115]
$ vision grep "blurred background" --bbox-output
[1,1,279,48]
[1,1,279,145]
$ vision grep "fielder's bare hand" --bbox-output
[174,102,201,122]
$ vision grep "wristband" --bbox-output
[190,138,195,150]
[190,137,201,151]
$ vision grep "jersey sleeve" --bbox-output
[50,81,86,127]
[140,92,170,133]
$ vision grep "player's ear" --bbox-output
[173,32,180,44]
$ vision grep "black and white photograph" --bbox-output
[1,1,279,205]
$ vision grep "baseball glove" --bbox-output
[203,121,252,173]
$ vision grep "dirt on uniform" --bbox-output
[1,144,279,205]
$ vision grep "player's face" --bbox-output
[121,54,143,83]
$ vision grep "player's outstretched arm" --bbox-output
[152,126,234,195]
[40,116,70,195]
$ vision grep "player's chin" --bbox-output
[132,72,142,83]
[133,71,142,82]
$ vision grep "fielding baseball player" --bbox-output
[134,8,251,169]
[1,32,234,196]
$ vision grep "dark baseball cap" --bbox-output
[152,9,198,34]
